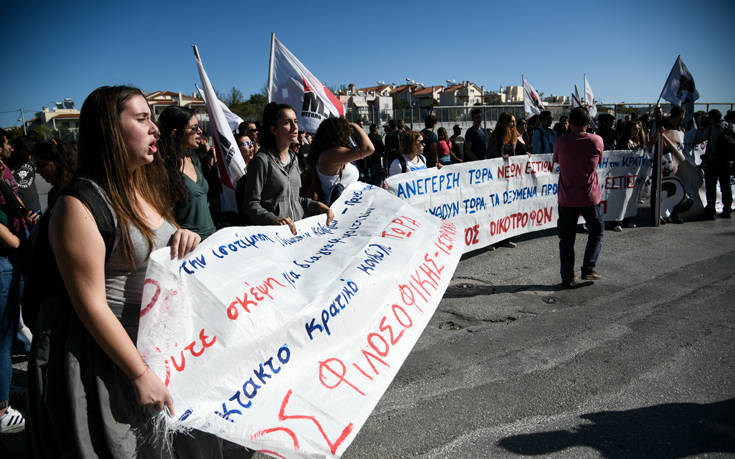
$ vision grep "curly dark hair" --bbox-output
[307,117,352,171]
[157,105,196,207]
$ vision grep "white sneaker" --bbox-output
[0,406,25,433]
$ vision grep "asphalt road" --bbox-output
[340,214,735,458]
[6,210,735,458]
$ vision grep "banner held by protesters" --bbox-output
[385,152,652,253]
[137,182,462,458]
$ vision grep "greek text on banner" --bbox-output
[384,151,651,252]
[137,183,463,458]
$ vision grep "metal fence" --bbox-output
[345,102,735,133]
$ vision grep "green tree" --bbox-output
[31,125,53,141]
[218,86,244,107]
[3,127,23,143]
[615,104,641,116]
[218,86,268,122]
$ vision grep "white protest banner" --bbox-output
[385,151,651,253]
[268,34,344,133]
[137,182,462,458]
[193,45,246,213]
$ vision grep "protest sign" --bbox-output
[385,151,652,253]
[137,183,462,458]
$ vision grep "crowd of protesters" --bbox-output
[0,82,732,459]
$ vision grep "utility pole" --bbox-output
[20,108,27,135]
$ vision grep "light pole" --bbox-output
[18,108,27,135]
[406,78,416,129]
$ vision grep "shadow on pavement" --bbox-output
[497,398,735,458]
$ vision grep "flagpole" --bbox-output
[267,33,275,103]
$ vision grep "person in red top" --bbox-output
[552,107,604,288]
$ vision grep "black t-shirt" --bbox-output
[465,126,488,160]
[368,132,385,166]
[420,128,438,167]
[12,161,41,214]
[384,131,401,167]
[450,134,465,161]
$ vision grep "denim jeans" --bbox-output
[0,256,22,408]
[704,161,732,214]
[557,204,604,283]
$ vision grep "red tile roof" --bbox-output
[413,85,443,96]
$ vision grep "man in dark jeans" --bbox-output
[695,109,733,219]
[552,107,604,288]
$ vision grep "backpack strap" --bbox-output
[61,177,117,261]
[398,155,407,173]
[21,177,117,332]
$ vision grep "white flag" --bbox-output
[269,35,344,133]
[196,85,244,134]
[193,45,246,213]
[584,75,597,118]
[522,75,545,117]
[660,56,699,124]
[571,85,583,108]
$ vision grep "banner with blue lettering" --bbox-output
[137,183,462,458]
[385,151,651,253]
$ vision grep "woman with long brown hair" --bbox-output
[158,105,217,239]
[28,86,203,457]
[488,112,525,248]
[488,112,529,158]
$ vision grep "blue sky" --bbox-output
[2,0,734,128]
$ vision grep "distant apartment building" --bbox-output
[341,84,395,123]
[412,86,444,110]
[501,85,524,103]
[357,84,393,97]
[145,90,208,121]
[439,82,483,106]
[543,94,569,104]
[26,98,80,136]
[388,84,419,107]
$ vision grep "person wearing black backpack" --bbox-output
[26,86,213,457]
[695,109,733,219]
